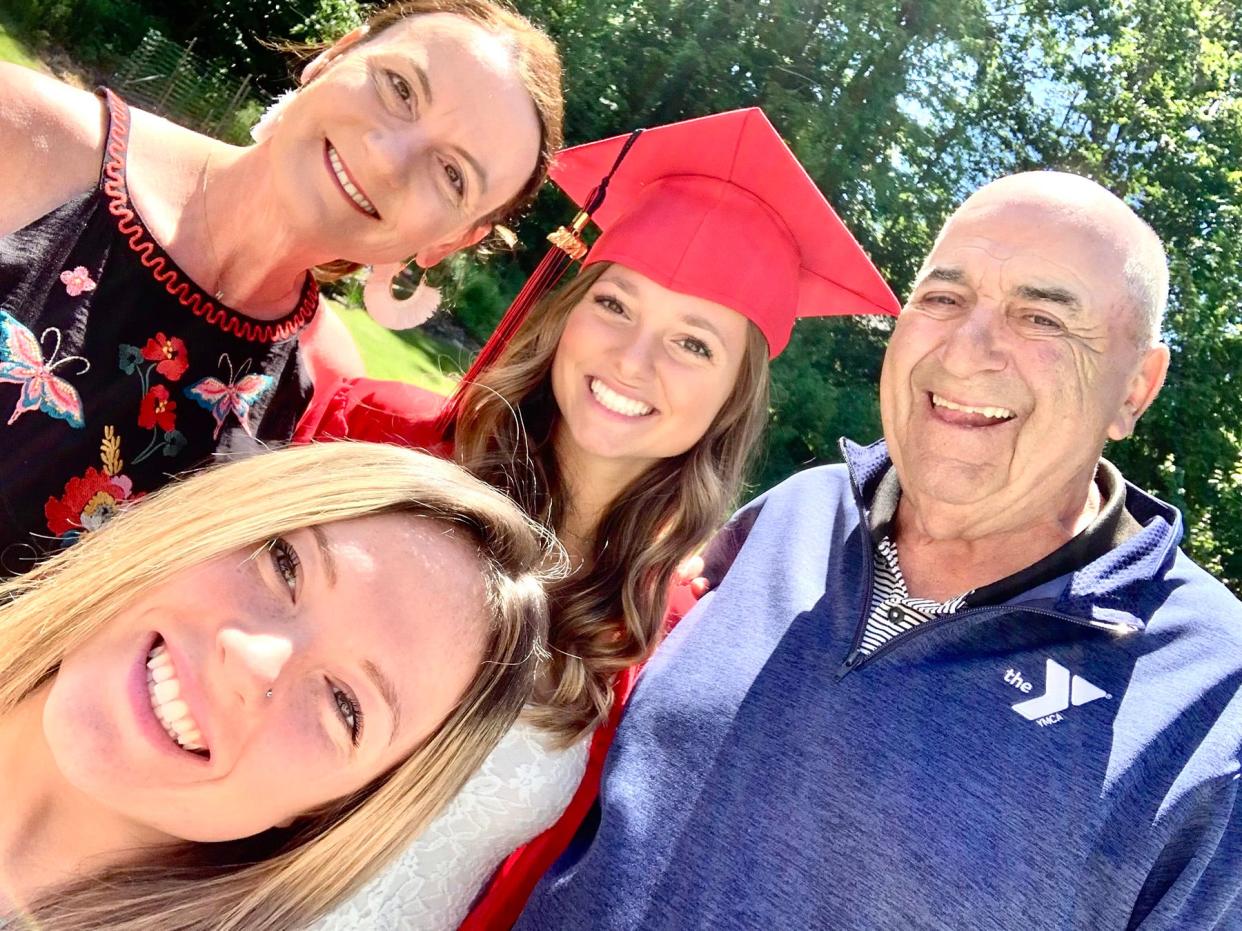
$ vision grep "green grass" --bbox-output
[0,15,41,69]
[331,300,469,394]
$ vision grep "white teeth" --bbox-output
[152,678,180,703]
[590,378,653,417]
[146,642,208,756]
[327,144,379,217]
[931,393,1015,420]
[168,718,203,751]
[159,699,190,721]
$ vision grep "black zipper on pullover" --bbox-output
[834,446,1139,681]
[835,603,1138,680]
[840,454,880,678]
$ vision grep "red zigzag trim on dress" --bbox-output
[99,91,317,345]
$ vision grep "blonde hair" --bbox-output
[0,442,557,931]
[311,0,564,282]
[453,263,771,743]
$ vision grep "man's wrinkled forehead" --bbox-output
[914,198,1127,305]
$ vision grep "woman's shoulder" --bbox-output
[296,375,451,447]
[0,66,107,233]
[314,718,588,931]
[299,302,367,387]
[0,65,105,151]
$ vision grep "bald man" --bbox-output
[517,173,1242,930]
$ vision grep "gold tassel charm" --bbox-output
[547,210,591,260]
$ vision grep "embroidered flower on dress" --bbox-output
[118,344,192,463]
[59,266,98,297]
[138,385,177,432]
[140,333,189,381]
[118,343,145,374]
[45,466,136,536]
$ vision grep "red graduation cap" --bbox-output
[435,108,898,434]
[552,107,900,356]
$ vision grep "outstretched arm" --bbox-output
[0,64,105,236]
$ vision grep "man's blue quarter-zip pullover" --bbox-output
[518,439,1242,931]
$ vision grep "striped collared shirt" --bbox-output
[856,459,1137,658]
[859,536,967,656]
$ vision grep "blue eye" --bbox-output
[268,537,300,600]
[330,681,364,746]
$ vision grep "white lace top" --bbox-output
[312,716,590,931]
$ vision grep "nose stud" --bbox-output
[265,689,274,700]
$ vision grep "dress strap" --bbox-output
[94,87,132,196]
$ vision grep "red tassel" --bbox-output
[433,228,581,436]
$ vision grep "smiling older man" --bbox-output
[515,172,1242,931]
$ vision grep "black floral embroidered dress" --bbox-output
[0,89,316,573]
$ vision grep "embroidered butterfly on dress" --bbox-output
[183,354,274,439]
[0,311,88,428]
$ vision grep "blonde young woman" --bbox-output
[0,442,556,931]
[300,109,902,928]
[0,0,562,573]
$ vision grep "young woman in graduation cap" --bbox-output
[299,108,900,930]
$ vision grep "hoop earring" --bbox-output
[250,90,297,143]
[363,260,442,330]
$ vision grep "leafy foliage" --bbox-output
[134,0,364,94]
[3,0,362,87]
[3,0,159,63]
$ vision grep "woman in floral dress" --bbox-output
[0,0,562,572]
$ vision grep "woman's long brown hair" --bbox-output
[453,263,771,743]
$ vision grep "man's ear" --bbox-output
[1108,342,1169,440]
[300,25,371,84]
[413,224,492,269]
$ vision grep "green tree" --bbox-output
[927,0,1242,589]
[135,0,363,93]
